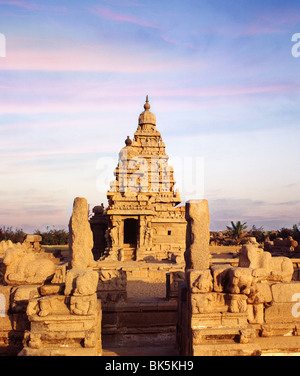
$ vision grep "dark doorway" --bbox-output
[124,218,138,245]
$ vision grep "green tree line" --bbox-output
[0,222,299,246]
[0,226,68,245]
[223,221,300,245]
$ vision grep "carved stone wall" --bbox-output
[177,200,300,356]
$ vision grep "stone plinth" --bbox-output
[19,300,102,356]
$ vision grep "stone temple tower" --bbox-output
[106,96,186,261]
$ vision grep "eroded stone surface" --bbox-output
[185,200,210,270]
[69,197,96,269]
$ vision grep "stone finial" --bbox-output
[138,95,156,126]
[144,95,151,111]
[185,199,210,270]
[69,197,96,269]
[125,136,132,146]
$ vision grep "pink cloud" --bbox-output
[243,10,300,36]
[0,79,295,116]
[101,0,145,7]
[0,204,69,231]
[91,6,162,30]
[0,43,202,73]
[150,84,297,99]
[0,0,67,13]
[243,25,282,36]
[91,6,198,49]
[161,34,201,50]
[0,1,38,10]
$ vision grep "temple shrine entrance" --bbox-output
[123,218,138,260]
[124,218,138,245]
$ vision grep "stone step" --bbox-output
[256,336,300,355]
[102,345,178,356]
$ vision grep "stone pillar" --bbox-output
[69,197,96,269]
[20,197,102,356]
[185,199,210,270]
[178,199,260,356]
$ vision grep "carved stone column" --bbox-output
[185,199,210,270]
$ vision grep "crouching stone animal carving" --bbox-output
[27,295,69,317]
[226,267,254,295]
[70,295,97,316]
[65,269,99,315]
[4,246,56,285]
[239,244,294,282]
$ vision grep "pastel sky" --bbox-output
[1,0,300,232]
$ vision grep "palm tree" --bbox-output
[226,221,247,245]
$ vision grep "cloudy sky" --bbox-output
[0,0,300,232]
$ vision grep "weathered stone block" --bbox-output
[247,303,264,324]
[129,269,149,279]
[226,294,247,313]
[271,282,300,303]
[98,269,127,292]
[25,235,42,243]
[191,293,227,314]
[187,269,213,293]
[221,312,248,326]
[0,315,14,331]
[191,313,222,328]
[264,302,300,323]
[255,282,273,304]
[27,295,70,317]
[10,285,40,313]
[166,271,185,300]
[20,300,102,356]
[70,294,97,316]
[65,269,99,296]
[193,343,261,356]
[40,284,64,296]
[211,264,231,292]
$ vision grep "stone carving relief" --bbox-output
[3,246,56,285]
[239,243,294,282]
[189,270,213,294]
[191,293,227,314]
[225,267,255,295]
[144,222,153,248]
